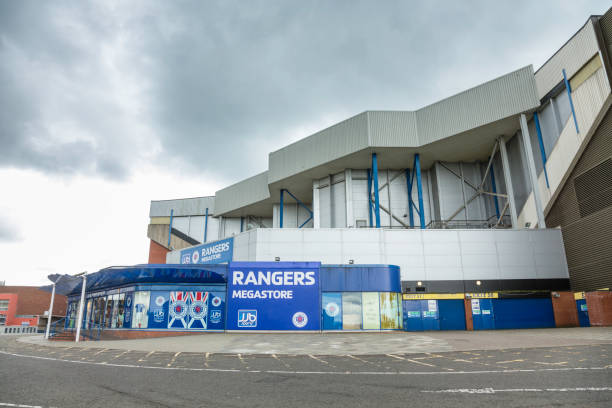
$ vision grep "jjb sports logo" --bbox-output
[237,310,257,328]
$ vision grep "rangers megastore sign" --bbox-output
[226,261,321,331]
[180,238,233,265]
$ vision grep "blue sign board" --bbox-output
[226,261,321,331]
[180,238,234,265]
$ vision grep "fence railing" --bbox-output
[0,326,38,335]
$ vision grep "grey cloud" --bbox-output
[0,216,21,243]
[1,0,610,184]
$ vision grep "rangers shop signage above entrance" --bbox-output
[180,238,234,265]
[226,261,321,331]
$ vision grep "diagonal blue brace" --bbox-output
[279,189,284,228]
[204,207,209,242]
[533,112,550,188]
[367,169,373,227]
[563,69,579,134]
[284,189,314,228]
[414,154,426,229]
[371,153,381,228]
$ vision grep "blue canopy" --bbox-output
[65,264,228,296]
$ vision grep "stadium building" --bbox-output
[56,8,612,339]
[148,10,612,294]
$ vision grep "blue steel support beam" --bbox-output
[490,165,500,219]
[167,209,174,247]
[367,169,373,227]
[203,208,209,242]
[371,153,381,228]
[562,69,579,134]
[414,154,426,229]
[406,169,414,228]
[283,189,314,228]
[533,112,550,188]
[279,189,284,228]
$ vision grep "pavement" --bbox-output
[1,328,611,407]
[18,326,612,355]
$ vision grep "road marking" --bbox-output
[93,348,107,356]
[496,359,524,364]
[534,361,568,366]
[0,402,44,407]
[139,351,155,362]
[109,350,130,361]
[422,387,612,394]
[2,349,611,376]
[167,352,181,367]
[347,355,380,366]
[271,354,290,368]
[308,354,332,366]
[204,352,210,368]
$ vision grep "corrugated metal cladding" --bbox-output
[535,19,599,99]
[268,113,369,184]
[546,104,612,291]
[149,197,215,217]
[367,111,418,146]
[417,66,540,145]
[600,9,612,65]
[574,158,612,217]
[214,171,270,215]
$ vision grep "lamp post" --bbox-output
[44,277,61,340]
[74,272,87,343]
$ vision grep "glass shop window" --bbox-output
[114,293,125,328]
[0,300,9,311]
[84,299,92,329]
[67,302,77,328]
[131,291,150,329]
[342,292,362,330]
[105,295,114,328]
[380,292,400,329]
[93,297,105,326]
[362,292,381,330]
[110,294,120,328]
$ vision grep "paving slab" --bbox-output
[17,326,612,355]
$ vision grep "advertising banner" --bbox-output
[226,261,321,331]
[148,291,169,329]
[167,290,226,330]
[180,238,234,265]
[362,292,381,330]
[322,292,342,330]
[122,292,133,328]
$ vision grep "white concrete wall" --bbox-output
[223,228,569,282]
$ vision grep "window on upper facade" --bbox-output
[0,300,9,311]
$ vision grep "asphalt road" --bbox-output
[0,337,611,407]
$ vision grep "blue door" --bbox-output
[576,299,590,327]
[472,298,495,330]
[439,299,466,330]
[420,300,440,331]
[403,300,423,331]
[492,298,555,329]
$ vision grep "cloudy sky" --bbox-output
[1,0,610,286]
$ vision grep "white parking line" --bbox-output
[422,387,612,394]
[0,402,44,408]
[1,349,611,376]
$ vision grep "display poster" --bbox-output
[167,291,225,330]
[428,299,438,312]
[380,292,400,329]
[132,291,150,329]
[180,238,234,265]
[123,292,133,328]
[148,291,169,329]
[471,298,481,315]
[362,292,381,330]
[342,292,362,330]
[322,292,342,330]
[226,262,321,330]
